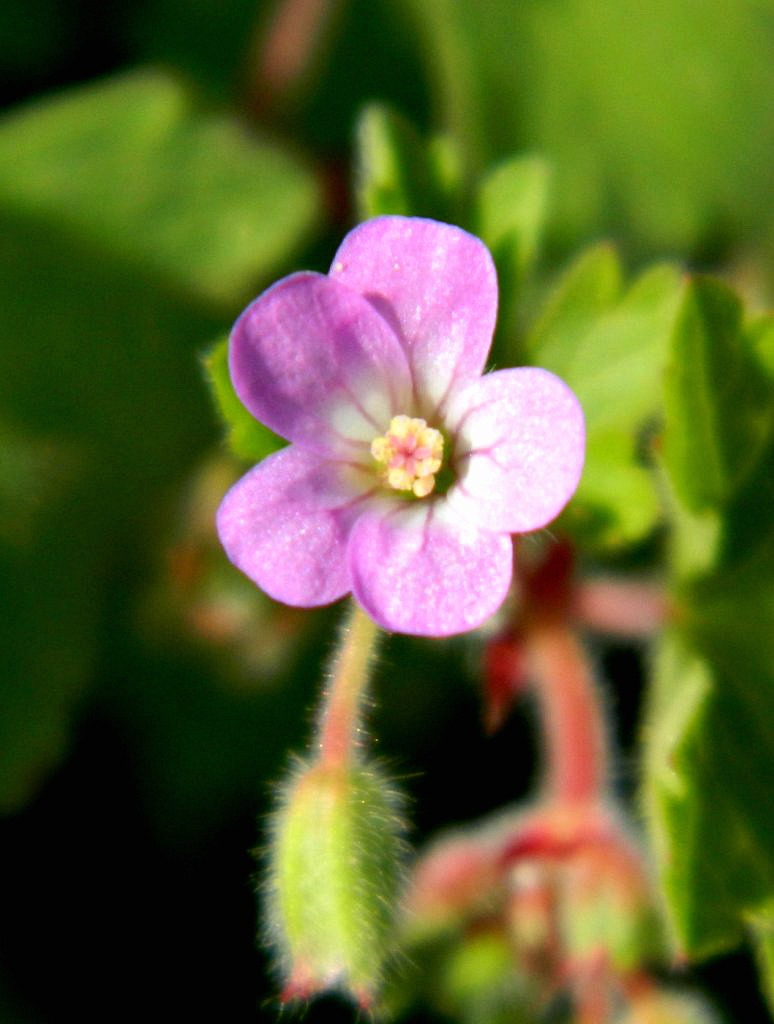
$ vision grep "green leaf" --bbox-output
[0,425,101,812]
[529,247,683,548]
[564,430,661,550]
[750,313,774,379]
[354,103,464,222]
[475,154,550,357]
[528,244,623,375]
[397,0,774,253]
[0,126,247,808]
[0,212,220,811]
[644,624,774,959]
[645,294,774,969]
[751,909,774,1018]
[0,69,321,307]
[0,570,94,814]
[663,278,774,515]
[532,256,682,433]
[202,336,284,463]
[0,70,324,807]
[476,155,550,293]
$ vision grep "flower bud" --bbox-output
[559,845,663,972]
[508,859,554,960]
[265,757,404,1006]
[403,832,504,939]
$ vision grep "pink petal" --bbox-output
[446,368,585,534]
[216,445,363,607]
[348,504,513,636]
[329,217,498,410]
[230,272,412,453]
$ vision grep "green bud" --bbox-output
[265,757,405,1006]
[559,847,664,972]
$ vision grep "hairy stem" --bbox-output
[317,602,380,769]
[527,616,608,806]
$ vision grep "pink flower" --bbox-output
[217,216,585,636]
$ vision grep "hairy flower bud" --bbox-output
[265,758,404,1006]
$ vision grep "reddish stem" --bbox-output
[572,953,613,1024]
[316,602,380,769]
[526,616,608,806]
[249,0,339,112]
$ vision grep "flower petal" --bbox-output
[447,368,585,533]
[216,445,361,607]
[230,272,412,452]
[348,503,513,636]
[330,217,498,409]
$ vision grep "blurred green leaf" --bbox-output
[644,284,774,970]
[528,244,622,373]
[529,246,683,548]
[663,279,774,516]
[0,214,220,486]
[644,625,774,960]
[752,911,774,1018]
[0,69,321,307]
[396,0,774,254]
[566,430,661,551]
[475,154,550,358]
[751,314,774,378]
[0,214,219,811]
[203,337,284,463]
[0,439,101,813]
[355,103,464,222]
[355,104,431,218]
[476,155,550,300]
[536,261,683,434]
[0,68,325,810]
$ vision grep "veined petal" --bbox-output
[330,217,498,410]
[348,503,513,636]
[447,368,585,534]
[216,446,364,607]
[230,272,412,453]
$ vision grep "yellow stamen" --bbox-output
[370,415,444,499]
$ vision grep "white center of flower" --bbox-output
[370,415,444,498]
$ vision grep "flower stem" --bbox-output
[317,602,381,769]
[526,616,608,806]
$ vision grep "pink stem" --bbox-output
[526,616,608,806]
[251,0,338,105]
[316,602,380,769]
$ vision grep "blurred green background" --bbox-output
[1,0,773,1020]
